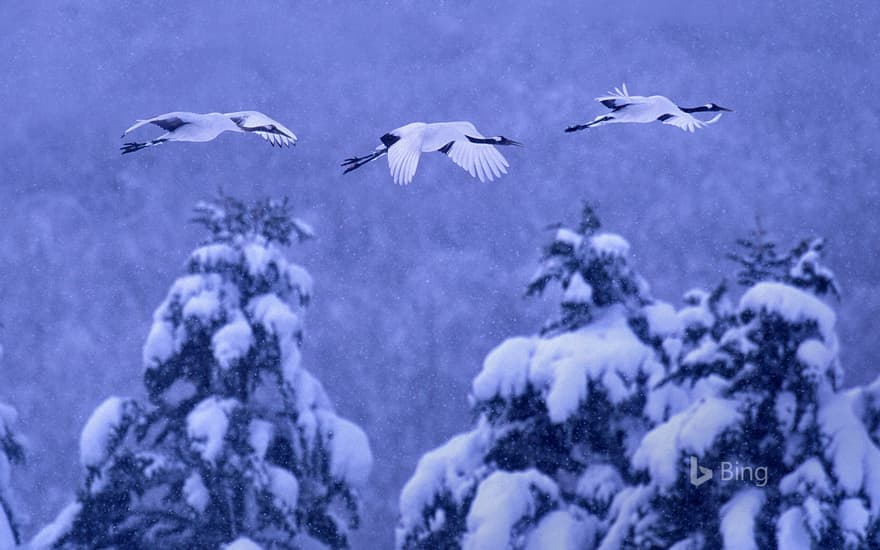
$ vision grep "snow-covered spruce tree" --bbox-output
[617,234,880,549]
[397,204,683,549]
[0,342,26,548]
[32,195,373,550]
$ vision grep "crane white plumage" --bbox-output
[341,121,521,185]
[120,110,297,154]
[565,84,731,133]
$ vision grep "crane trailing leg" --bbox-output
[565,115,614,133]
[120,138,168,155]
[341,148,387,174]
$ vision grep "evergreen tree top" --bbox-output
[576,201,602,236]
[725,217,788,288]
[727,218,840,300]
[787,237,841,300]
[192,192,314,246]
[527,202,648,333]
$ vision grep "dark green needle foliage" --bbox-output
[191,192,315,248]
[726,219,789,288]
[728,220,840,300]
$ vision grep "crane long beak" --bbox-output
[719,106,733,112]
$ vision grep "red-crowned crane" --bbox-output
[342,121,521,185]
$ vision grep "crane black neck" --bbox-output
[466,136,501,144]
[680,105,712,113]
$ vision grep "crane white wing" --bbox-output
[445,139,509,183]
[387,139,422,185]
[661,112,724,133]
[594,83,647,110]
[122,113,190,136]
[225,111,297,147]
[253,131,297,147]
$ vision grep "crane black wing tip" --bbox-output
[565,125,585,133]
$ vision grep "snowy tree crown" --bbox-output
[727,222,840,300]
[527,202,648,333]
[192,193,314,247]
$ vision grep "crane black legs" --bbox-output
[341,148,387,174]
[120,138,168,154]
[565,115,614,133]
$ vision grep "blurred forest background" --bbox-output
[1,2,878,548]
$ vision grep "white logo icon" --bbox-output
[690,456,713,487]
